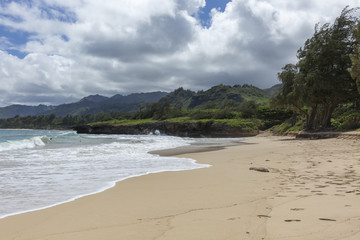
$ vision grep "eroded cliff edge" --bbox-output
[74,121,259,138]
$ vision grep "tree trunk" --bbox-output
[322,104,336,129]
[306,105,317,130]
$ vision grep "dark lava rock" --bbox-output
[74,122,259,138]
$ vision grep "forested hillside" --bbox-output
[159,84,270,109]
[0,92,167,118]
[0,84,287,130]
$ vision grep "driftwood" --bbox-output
[319,218,336,221]
[249,167,269,173]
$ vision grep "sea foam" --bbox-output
[0,130,210,219]
[0,136,51,152]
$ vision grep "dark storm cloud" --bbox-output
[3,93,79,106]
[83,13,194,62]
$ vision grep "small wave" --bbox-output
[0,136,51,152]
[57,131,77,137]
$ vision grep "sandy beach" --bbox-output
[1,134,360,239]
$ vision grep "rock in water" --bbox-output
[249,167,269,173]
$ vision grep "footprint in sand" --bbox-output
[346,190,355,193]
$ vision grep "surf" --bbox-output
[0,136,52,152]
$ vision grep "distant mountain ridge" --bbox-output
[0,84,280,119]
[263,83,282,96]
[0,92,167,119]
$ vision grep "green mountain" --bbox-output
[157,87,195,108]
[159,84,270,109]
[0,92,167,119]
[0,104,55,119]
[0,84,274,119]
[263,83,282,96]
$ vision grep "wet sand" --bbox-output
[1,135,360,239]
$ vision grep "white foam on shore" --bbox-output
[0,133,211,219]
[0,159,210,220]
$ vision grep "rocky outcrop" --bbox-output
[74,121,259,138]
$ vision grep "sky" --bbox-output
[0,0,359,106]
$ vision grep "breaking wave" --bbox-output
[0,136,51,152]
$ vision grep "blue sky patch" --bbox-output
[0,1,76,58]
[0,25,32,58]
[0,25,32,45]
[39,5,77,23]
[198,0,232,28]
[61,34,69,42]
[0,0,32,8]
[0,13,23,23]
[6,48,27,58]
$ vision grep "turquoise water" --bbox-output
[0,130,209,219]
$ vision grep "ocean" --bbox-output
[0,129,210,219]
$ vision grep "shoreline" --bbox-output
[0,137,238,220]
[1,135,360,239]
[150,137,247,156]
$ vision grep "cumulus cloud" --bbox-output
[0,0,358,106]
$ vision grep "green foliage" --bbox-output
[166,118,260,131]
[213,119,260,131]
[0,111,128,129]
[212,109,237,119]
[0,114,60,129]
[272,7,360,130]
[161,84,270,110]
[236,84,271,103]
[257,105,293,129]
[333,113,360,130]
[189,109,216,120]
[331,103,360,130]
[90,118,159,126]
[271,120,305,134]
[158,87,195,108]
[188,84,269,109]
[132,101,187,120]
[349,21,360,92]
[164,117,191,122]
[238,100,258,118]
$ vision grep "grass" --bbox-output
[271,120,304,134]
[90,117,260,131]
[89,118,158,126]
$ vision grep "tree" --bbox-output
[273,7,359,129]
[349,21,360,92]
